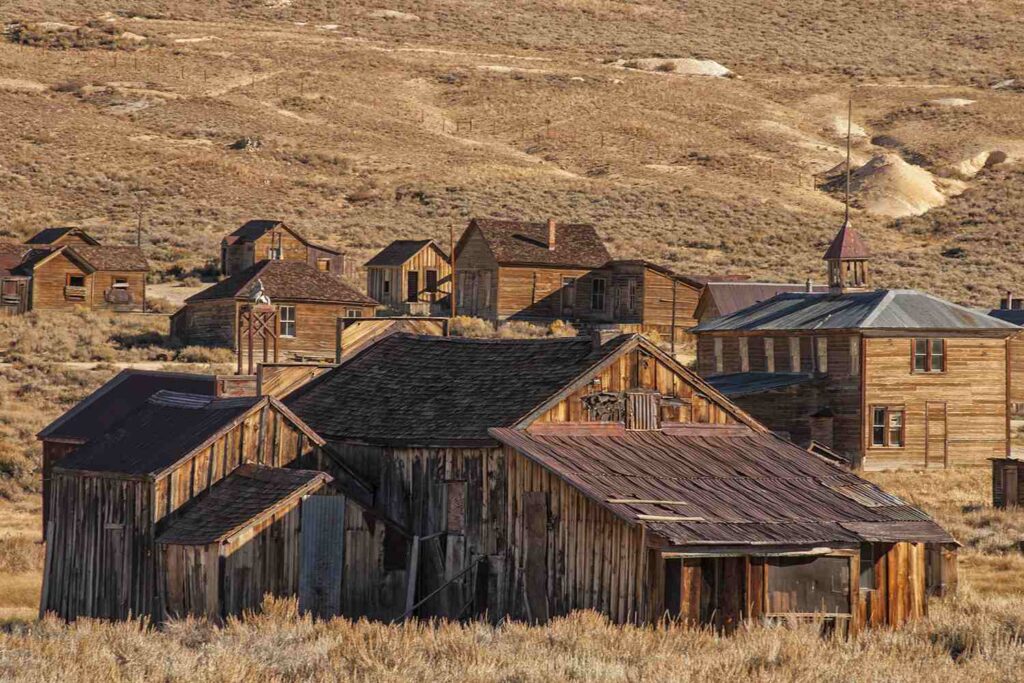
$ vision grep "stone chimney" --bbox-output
[547,218,557,250]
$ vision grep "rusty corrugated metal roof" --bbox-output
[490,424,954,547]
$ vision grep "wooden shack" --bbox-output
[170,260,378,361]
[992,457,1024,508]
[987,297,1024,415]
[693,221,1019,470]
[40,391,324,620]
[453,217,610,321]
[596,260,705,347]
[221,220,352,277]
[285,331,955,627]
[157,465,332,620]
[365,239,451,315]
[36,369,217,535]
[0,242,148,314]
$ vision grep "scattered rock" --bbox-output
[228,137,262,151]
[927,98,975,107]
[614,57,734,78]
[955,150,1008,178]
[366,9,420,21]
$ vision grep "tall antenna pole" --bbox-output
[136,197,144,248]
[844,97,853,225]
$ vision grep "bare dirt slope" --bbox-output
[1,2,1023,303]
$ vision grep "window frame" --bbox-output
[425,268,439,293]
[713,337,724,374]
[591,277,607,312]
[112,277,130,289]
[267,246,283,260]
[345,308,363,318]
[912,338,946,374]
[765,338,775,373]
[316,258,331,272]
[279,305,296,338]
[66,273,86,288]
[870,405,905,448]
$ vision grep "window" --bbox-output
[383,271,391,294]
[815,337,828,374]
[66,274,85,287]
[279,305,296,337]
[860,544,876,591]
[871,406,905,448]
[591,278,607,311]
[766,556,851,615]
[739,337,749,372]
[267,247,282,260]
[425,269,439,293]
[850,337,860,376]
[627,278,638,313]
[345,309,363,318]
[406,271,419,303]
[913,338,945,373]
[789,337,800,372]
[714,337,724,373]
[765,338,775,373]
[317,258,331,272]
[112,278,129,289]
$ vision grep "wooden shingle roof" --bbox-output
[156,465,331,545]
[464,218,610,268]
[286,332,635,446]
[25,227,100,246]
[223,219,342,255]
[37,369,216,444]
[491,424,955,548]
[365,239,445,267]
[68,245,148,272]
[186,260,377,305]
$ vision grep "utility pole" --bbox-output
[136,198,144,247]
[844,97,853,224]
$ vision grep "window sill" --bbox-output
[867,445,905,450]
[279,334,296,339]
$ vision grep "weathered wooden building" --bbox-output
[221,220,352,277]
[0,241,148,314]
[987,296,1024,415]
[284,331,955,627]
[692,222,1018,470]
[170,260,378,361]
[453,218,611,321]
[40,390,325,621]
[365,239,451,315]
[598,260,705,347]
[36,369,217,534]
[157,465,332,620]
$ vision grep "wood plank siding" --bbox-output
[30,251,92,311]
[366,243,451,313]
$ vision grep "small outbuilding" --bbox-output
[365,239,451,315]
[157,464,332,620]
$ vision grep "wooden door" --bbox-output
[298,495,346,619]
[406,271,419,303]
[522,491,549,622]
[925,401,948,468]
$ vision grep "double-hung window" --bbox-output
[591,278,607,311]
[871,406,904,447]
[913,339,945,373]
[279,305,296,337]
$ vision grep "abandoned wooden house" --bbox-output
[453,217,611,321]
[692,221,1019,470]
[283,331,955,628]
[24,227,101,247]
[364,239,451,315]
[0,241,148,315]
[597,260,706,347]
[694,281,829,324]
[221,220,352,277]
[987,293,1024,416]
[40,390,326,621]
[170,259,378,361]
[36,369,217,534]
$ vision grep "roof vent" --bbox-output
[547,218,556,250]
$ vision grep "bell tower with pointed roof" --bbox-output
[824,219,870,293]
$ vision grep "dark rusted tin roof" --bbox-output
[705,372,817,397]
[186,259,377,305]
[286,332,634,446]
[490,424,954,547]
[156,464,331,545]
[37,370,217,444]
[823,220,870,260]
[464,218,610,268]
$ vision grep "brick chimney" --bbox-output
[547,218,556,250]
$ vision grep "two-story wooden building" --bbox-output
[170,259,378,360]
[221,220,352,277]
[692,221,1018,470]
[0,240,148,315]
[365,239,451,315]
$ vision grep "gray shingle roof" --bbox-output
[55,391,262,476]
[156,465,331,545]
[286,332,634,446]
[692,289,1019,333]
[490,424,954,547]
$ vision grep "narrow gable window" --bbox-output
[913,338,945,373]
[739,337,749,372]
[765,338,775,373]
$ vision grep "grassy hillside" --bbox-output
[0,1,1021,303]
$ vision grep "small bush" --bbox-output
[449,316,495,338]
[174,345,234,364]
[655,61,677,72]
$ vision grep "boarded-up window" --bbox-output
[789,337,800,372]
[739,337,749,372]
[815,337,828,374]
[766,556,850,615]
[765,338,775,373]
[714,338,723,373]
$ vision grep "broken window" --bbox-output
[766,556,851,615]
